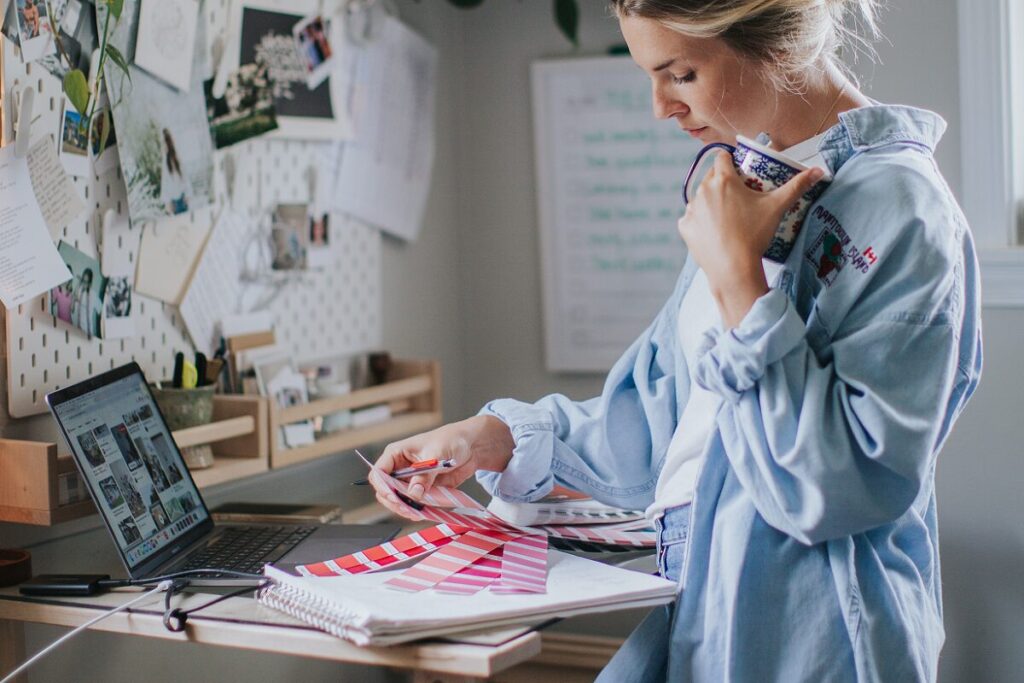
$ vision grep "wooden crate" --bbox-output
[269,359,442,469]
[0,395,268,526]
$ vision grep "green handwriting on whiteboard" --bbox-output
[588,232,674,247]
[592,256,681,273]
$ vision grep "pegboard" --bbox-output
[2,0,382,418]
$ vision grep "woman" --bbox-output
[159,128,192,215]
[371,1,982,680]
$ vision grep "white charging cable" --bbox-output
[1,580,174,683]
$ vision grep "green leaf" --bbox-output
[105,44,131,80]
[107,0,124,20]
[63,69,90,115]
[447,0,485,7]
[554,0,579,46]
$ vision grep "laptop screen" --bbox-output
[49,365,210,571]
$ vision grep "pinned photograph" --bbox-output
[133,0,199,92]
[15,0,56,62]
[90,98,120,175]
[102,274,134,338]
[2,0,93,79]
[59,99,91,177]
[101,0,214,222]
[204,61,278,149]
[270,203,308,270]
[236,2,348,139]
[307,211,331,268]
[51,241,106,338]
[292,14,333,89]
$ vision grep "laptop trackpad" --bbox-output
[274,523,402,570]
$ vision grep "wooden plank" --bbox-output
[272,412,442,469]
[276,376,433,426]
[0,618,26,683]
[173,416,255,449]
[0,440,56,510]
[211,395,268,459]
[0,593,541,678]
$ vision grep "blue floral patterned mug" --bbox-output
[682,135,831,263]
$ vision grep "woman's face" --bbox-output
[620,16,772,145]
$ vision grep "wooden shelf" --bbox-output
[269,359,442,469]
[0,360,442,526]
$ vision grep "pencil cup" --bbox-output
[150,384,216,469]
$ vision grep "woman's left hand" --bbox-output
[679,151,824,327]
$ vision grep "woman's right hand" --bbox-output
[370,415,515,519]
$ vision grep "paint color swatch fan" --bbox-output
[257,458,674,646]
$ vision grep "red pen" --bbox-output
[390,458,456,479]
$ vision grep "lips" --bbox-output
[684,126,708,139]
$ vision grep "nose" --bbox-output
[652,81,686,120]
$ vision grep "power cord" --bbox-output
[0,580,174,683]
[3,569,274,682]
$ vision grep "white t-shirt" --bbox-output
[645,133,828,521]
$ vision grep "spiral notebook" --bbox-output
[260,550,676,646]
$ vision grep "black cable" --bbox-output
[161,578,272,632]
[96,567,266,589]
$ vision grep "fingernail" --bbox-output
[409,483,424,499]
[809,167,824,182]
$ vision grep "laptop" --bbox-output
[46,362,400,584]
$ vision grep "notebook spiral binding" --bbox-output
[258,580,369,645]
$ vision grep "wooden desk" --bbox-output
[0,586,541,682]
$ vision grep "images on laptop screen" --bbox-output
[51,370,210,569]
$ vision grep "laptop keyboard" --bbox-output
[179,525,318,576]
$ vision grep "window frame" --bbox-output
[958,0,1024,306]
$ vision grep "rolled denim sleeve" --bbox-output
[474,265,693,510]
[693,289,806,403]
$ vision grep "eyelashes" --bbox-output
[672,71,696,85]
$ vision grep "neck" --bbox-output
[761,64,870,150]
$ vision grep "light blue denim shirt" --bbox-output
[477,105,983,682]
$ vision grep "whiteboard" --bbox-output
[531,56,701,372]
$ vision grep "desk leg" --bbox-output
[412,672,485,683]
[0,618,27,683]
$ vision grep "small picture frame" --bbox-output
[59,98,91,177]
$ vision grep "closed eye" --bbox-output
[672,71,696,85]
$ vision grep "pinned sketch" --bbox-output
[332,15,437,241]
[133,208,213,305]
[133,0,199,92]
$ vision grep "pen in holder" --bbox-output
[150,384,216,469]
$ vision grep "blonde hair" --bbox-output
[609,0,882,92]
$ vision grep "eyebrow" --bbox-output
[652,58,676,72]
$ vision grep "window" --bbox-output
[958,0,1024,306]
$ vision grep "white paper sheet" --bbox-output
[133,0,199,91]
[134,208,213,305]
[332,16,437,241]
[0,143,72,308]
[26,136,86,239]
[178,209,248,356]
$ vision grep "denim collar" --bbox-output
[817,104,947,175]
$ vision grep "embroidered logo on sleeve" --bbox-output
[804,207,880,286]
